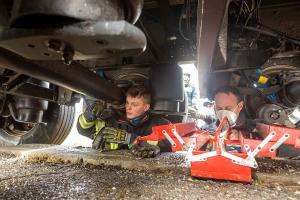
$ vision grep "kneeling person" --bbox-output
[77,85,171,158]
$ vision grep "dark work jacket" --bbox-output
[216,110,300,158]
[77,113,172,152]
[233,111,256,132]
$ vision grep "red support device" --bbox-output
[137,118,300,182]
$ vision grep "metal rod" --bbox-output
[0,48,123,102]
[0,83,57,102]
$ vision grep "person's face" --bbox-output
[214,92,244,117]
[183,74,190,86]
[125,95,150,119]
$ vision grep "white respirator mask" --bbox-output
[216,110,238,126]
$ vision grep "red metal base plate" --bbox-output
[191,152,252,182]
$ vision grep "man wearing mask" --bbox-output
[214,86,255,140]
[214,86,299,158]
[77,85,171,158]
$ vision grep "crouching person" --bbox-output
[77,85,171,158]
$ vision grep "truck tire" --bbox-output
[0,103,75,146]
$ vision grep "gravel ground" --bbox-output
[256,157,300,174]
[0,154,299,200]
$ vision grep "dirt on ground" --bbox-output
[256,157,300,174]
[0,150,299,200]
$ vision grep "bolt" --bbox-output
[48,39,63,53]
[270,111,280,120]
[272,132,276,136]
[61,44,74,65]
[47,39,74,65]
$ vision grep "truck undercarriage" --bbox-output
[0,0,299,146]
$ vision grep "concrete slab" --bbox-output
[0,144,188,174]
[0,144,299,186]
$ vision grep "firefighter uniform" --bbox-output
[77,112,172,152]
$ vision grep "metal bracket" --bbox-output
[247,131,276,158]
[57,87,73,105]
[171,128,186,147]
[226,131,277,168]
[242,144,258,168]
[186,140,196,159]
[269,133,290,152]
[188,151,218,162]
[188,131,278,168]
[222,151,256,168]
[162,130,176,147]
[0,20,146,61]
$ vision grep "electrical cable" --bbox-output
[241,70,290,109]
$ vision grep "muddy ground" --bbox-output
[0,146,299,200]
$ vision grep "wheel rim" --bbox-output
[2,117,37,137]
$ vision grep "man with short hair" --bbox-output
[214,86,256,135]
[214,86,300,158]
[77,85,171,158]
[184,72,199,108]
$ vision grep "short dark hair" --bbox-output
[126,85,151,104]
[214,86,242,102]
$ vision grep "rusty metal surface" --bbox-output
[0,20,146,61]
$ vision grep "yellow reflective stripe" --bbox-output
[95,120,99,132]
[146,140,158,146]
[96,120,106,132]
[95,120,106,136]
[101,121,106,129]
[109,143,119,150]
[79,114,95,129]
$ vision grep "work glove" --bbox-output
[92,127,131,151]
[92,132,106,150]
[83,101,105,122]
[130,141,160,158]
[102,127,131,144]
